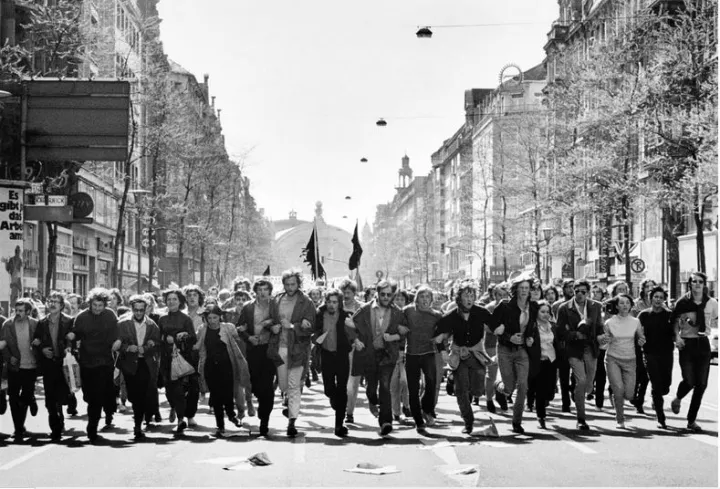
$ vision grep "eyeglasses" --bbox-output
[690,279,705,284]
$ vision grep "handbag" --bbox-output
[62,350,82,392]
[170,344,195,381]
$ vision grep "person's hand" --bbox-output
[434,334,445,344]
[383,333,393,342]
[525,337,534,347]
[0,340,7,350]
[10,356,18,366]
[271,324,281,335]
[301,319,312,329]
[459,346,469,358]
[111,339,122,352]
[248,335,259,346]
[675,337,685,350]
[281,319,292,329]
[397,325,409,335]
[345,317,355,328]
[575,332,586,340]
[42,347,53,359]
[510,333,523,345]
[146,340,155,349]
[597,334,608,345]
[166,335,175,345]
[354,339,365,351]
[237,324,247,332]
[66,332,75,341]
[32,338,41,347]
[177,332,188,340]
[127,345,139,353]
[637,337,646,347]
[494,325,505,336]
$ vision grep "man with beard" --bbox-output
[32,291,74,441]
[314,289,353,437]
[66,288,119,443]
[347,280,407,437]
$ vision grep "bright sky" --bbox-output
[157,0,558,232]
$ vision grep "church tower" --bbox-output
[397,154,412,189]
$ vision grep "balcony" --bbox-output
[547,21,570,43]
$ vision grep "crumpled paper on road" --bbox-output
[223,452,272,471]
[344,463,401,475]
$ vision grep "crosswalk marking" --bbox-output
[690,434,718,447]
[549,428,597,454]
[0,446,54,471]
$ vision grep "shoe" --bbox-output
[562,405,571,413]
[51,431,62,441]
[393,414,401,422]
[369,403,379,418]
[380,423,393,436]
[423,412,436,427]
[30,401,38,417]
[334,425,349,437]
[511,423,525,434]
[247,404,256,417]
[259,422,269,437]
[67,406,78,416]
[586,393,594,401]
[472,396,480,406]
[105,414,113,427]
[229,416,242,428]
[632,400,646,415]
[187,417,197,427]
[527,404,534,412]
[169,409,177,423]
[495,390,508,411]
[656,420,668,430]
[671,398,681,415]
[215,428,225,438]
[0,390,7,415]
[616,421,626,429]
[687,422,702,433]
[282,408,289,418]
[462,423,474,435]
[154,413,162,423]
[87,423,98,442]
[576,420,590,431]
[287,419,298,438]
[486,400,496,414]
[538,418,547,430]
[312,372,319,382]
[176,421,187,434]
[416,426,428,435]
[13,430,25,443]
[345,414,354,424]
[134,428,146,440]
[305,376,311,388]
[402,405,412,418]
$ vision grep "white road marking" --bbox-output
[196,456,250,465]
[690,434,718,447]
[0,445,54,471]
[293,433,306,463]
[432,444,460,465]
[549,429,597,454]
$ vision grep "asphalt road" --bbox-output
[0,355,716,487]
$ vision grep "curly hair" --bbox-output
[323,288,343,305]
[128,294,149,309]
[338,278,357,294]
[46,290,65,309]
[281,268,304,289]
[182,284,206,306]
[252,279,273,295]
[162,288,187,308]
[639,279,657,300]
[14,297,34,313]
[454,279,479,306]
[608,280,629,297]
[108,288,123,306]
[87,287,111,305]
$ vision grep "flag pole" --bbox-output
[314,217,320,279]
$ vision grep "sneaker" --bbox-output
[576,420,590,431]
[345,413,354,424]
[687,421,702,433]
[538,418,547,429]
[379,423,393,436]
[369,403,379,418]
[215,428,225,438]
[229,416,242,428]
[169,408,177,423]
[187,417,197,427]
[462,423,473,435]
[30,401,38,417]
[671,398,681,415]
[511,423,525,434]
[486,400,497,414]
[495,391,508,411]
[334,425,349,437]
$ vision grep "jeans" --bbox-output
[567,347,597,421]
[529,359,557,420]
[42,362,69,435]
[605,355,635,424]
[346,349,362,415]
[124,360,151,428]
[205,359,236,429]
[406,353,437,427]
[484,347,498,403]
[277,347,304,419]
[8,368,37,435]
[676,337,711,424]
[454,356,485,426]
[365,361,395,427]
[497,345,530,425]
[320,349,350,427]
[644,352,673,423]
[390,356,409,416]
[247,345,277,424]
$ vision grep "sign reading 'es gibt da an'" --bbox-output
[0,182,25,314]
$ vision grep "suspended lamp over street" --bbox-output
[416,26,433,38]
[360,157,368,163]
[376,118,387,127]
[345,196,351,200]
[342,215,348,219]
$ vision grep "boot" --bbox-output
[287,418,298,437]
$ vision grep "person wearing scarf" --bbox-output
[434,279,493,435]
[117,295,162,440]
[669,272,718,432]
[195,305,251,437]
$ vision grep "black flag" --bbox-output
[348,221,363,270]
[262,266,271,276]
[301,223,326,280]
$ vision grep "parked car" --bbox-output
[709,326,718,359]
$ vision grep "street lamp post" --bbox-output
[466,254,474,279]
[542,227,553,285]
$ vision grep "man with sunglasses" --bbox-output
[556,279,603,430]
[670,272,718,432]
[347,280,408,436]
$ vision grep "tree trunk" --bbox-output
[501,195,508,279]
[695,188,708,273]
[44,222,57,294]
[222,176,240,287]
[200,243,205,288]
[482,196,489,289]
[569,215,575,279]
[622,196,632,287]
[177,223,184,287]
[663,207,683,298]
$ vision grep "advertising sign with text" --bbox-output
[0,184,25,314]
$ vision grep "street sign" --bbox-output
[24,204,73,222]
[631,258,646,273]
[69,192,94,218]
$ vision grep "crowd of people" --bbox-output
[0,268,716,444]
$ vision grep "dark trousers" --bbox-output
[124,360,151,428]
[594,349,609,408]
[205,359,236,429]
[557,354,574,408]
[365,361,395,427]
[42,362,69,435]
[165,373,200,421]
[405,353,437,427]
[8,368,37,435]
[247,345,276,425]
[320,349,350,427]
[644,352,673,423]
[676,337,711,424]
[529,359,557,420]
[454,356,485,426]
[633,344,649,404]
[80,365,114,434]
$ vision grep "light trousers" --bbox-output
[346,349,362,415]
[277,347,304,419]
[390,356,409,416]
[568,347,598,421]
[605,355,636,424]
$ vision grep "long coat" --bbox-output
[196,322,252,410]
[347,301,406,376]
[236,300,283,366]
[268,291,315,369]
[556,299,603,359]
[34,313,74,375]
[117,316,162,411]
[1,317,39,373]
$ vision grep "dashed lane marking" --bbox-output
[549,427,597,454]
[0,445,54,471]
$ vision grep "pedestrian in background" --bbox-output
[553,279,576,413]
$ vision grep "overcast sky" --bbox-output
[157,0,558,232]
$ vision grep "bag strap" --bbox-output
[112,351,119,367]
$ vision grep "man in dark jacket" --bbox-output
[314,289,353,437]
[556,279,603,431]
[66,288,119,443]
[33,291,73,440]
[347,280,408,437]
